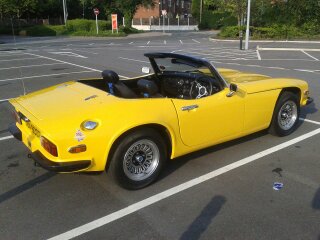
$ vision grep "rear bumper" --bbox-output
[29,151,91,172]
[9,123,91,172]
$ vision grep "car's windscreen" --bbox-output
[154,57,212,76]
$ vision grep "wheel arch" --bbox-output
[268,87,301,133]
[104,123,174,171]
[280,87,301,103]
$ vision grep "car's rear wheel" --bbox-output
[109,128,167,189]
[269,91,300,136]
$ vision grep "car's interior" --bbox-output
[79,70,223,100]
[79,56,224,100]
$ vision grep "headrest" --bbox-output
[137,79,159,96]
[102,70,119,83]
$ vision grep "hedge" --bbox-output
[198,11,237,30]
[0,19,136,37]
[219,24,320,39]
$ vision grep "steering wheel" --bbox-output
[189,76,213,99]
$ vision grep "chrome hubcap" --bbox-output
[278,100,298,130]
[123,139,160,181]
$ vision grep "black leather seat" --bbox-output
[137,79,162,98]
[102,70,137,99]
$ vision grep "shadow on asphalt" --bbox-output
[159,130,268,181]
[312,187,320,210]
[179,195,226,240]
[300,101,317,118]
[0,172,56,204]
[312,187,320,240]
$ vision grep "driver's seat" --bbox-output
[102,70,137,98]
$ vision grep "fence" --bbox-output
[132,17,198,31]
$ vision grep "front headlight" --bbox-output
[82,121,98,130]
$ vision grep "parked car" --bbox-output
[9,52,313,189]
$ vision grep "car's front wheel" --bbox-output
[269,91,300,136]
[109,128,167,189]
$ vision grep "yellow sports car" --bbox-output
[9,52,313,189]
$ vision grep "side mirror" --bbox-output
[227,83,238,97]
[142,67,150,74]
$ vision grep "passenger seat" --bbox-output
[102,70,137,98]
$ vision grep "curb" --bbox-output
[209,37,320,44]
[257,46,320,52]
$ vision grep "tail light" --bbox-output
[40,136,58,157]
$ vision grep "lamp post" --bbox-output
[62,0,68,25]
[200,0,203,23]
[244,0,251,50]
[82,0,85,19]
[284,0,289,40]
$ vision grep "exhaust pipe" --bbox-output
[28,153,40,166]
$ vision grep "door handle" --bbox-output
[181,105,199,111]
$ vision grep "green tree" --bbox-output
[6,0,37,18]
[192,0,201,20]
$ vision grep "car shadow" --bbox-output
[312,188,320,240]
[312,187,320,210]
[300,102,317,119]
[179,195,226,240]
[0,172,56,204]
[159,130,268,181]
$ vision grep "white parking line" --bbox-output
[164,40,167,45]
[119,57,150,64]
[72,49,98,55]
[147,41,150,45]
[0,53,25,57]
[0,71,95,82]
[257,47,320,52]
[301,50,319,61]
[192,39,201,43]
[0,63,64,71]
[256,50,261,60]
[0,136,13,141]
[295,69,317,73]
[129,42,134,45]
[299,118,320,125]
[179,40,183,45]
[24,53,129,79]
[0,98,12,102]
[49,52,87,59]
[48,127,320,240]
[0,57,41,62]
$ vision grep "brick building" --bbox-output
[134,0,192,19]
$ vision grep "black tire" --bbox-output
[108,128,167,190]
[269,91,300,136]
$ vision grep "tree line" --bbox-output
[0,0,319,28]
[196,0,320,28]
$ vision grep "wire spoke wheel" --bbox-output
[277,100,298,131]
[269,91,300,137]
[123,139,160,181]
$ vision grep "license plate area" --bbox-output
[26,122,41,138]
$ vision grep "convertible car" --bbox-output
[9,52,313,189]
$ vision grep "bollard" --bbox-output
[239,31,243,50]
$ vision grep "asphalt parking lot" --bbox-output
[0,31,319,240]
